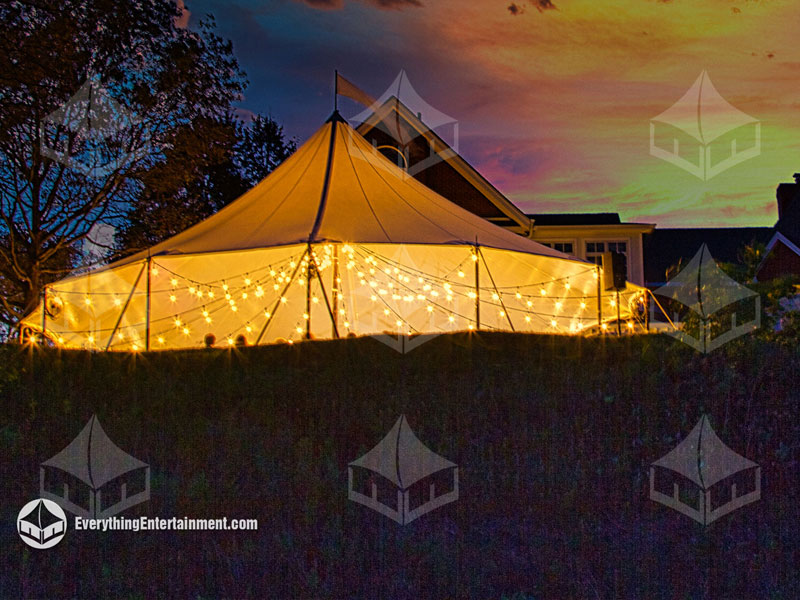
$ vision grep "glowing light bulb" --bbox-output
[565,282,571,290]
[117,332,124,340]
[244,277,251,286]
[540,289,546,296]
[189,287,196,295]
[174,318,182,327]
[471,254,478,262]
[280,297,287,304]
[551,320,557,327]
[580,301,586,309]
[113,298,121,307]
[171,278,178,287]
[627,322,634,329]
[427,305,434,313]
[170,294,177,303]
[396,320,402,327]
[601,323,608,331]
[87,335,95,344]
[182,327,190,335]
[492,293,499,301]
[205,316,212,324]
[222,283,229,291]
[231,306,238,312]
[208,291,215,299]
[555,301,563,311]
[296,327,303,334]
[344,321,350,328]
[303,313,309,320]
[264,311,271,318]
[227,338,234,346]
[242,292,248,299]
[196,290,204,298]
[525,315,531,323]
[515,292,522,299]
[499,310,505,317]
[157,336,165,344]
[458,271,465,278]
[132,343,140,352]
[246,325,253,333]
[527,300,533,307]
[84,297,92,306]
[448,315,455,323]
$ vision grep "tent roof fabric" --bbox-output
[111,113,570,270]
[652,415,758,489]
[42,415,147,489]
[349,415,456,489]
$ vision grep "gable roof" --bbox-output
[355,97,533,235]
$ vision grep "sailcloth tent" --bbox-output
[22,112,643,351]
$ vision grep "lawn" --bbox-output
[1,332,798,598]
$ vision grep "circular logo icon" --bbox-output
[17,498,67,549]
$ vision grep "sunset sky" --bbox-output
[187,0,798,227]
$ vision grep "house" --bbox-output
[525,213,654,286]
[355,96,534,237]
[755,174,800,281]
[355,97,655,286]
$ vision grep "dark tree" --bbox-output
[0,0,246,327]
[119,112,297,253]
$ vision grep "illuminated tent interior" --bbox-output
[22,112,644,351]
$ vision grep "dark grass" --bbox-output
[1,332,799,599]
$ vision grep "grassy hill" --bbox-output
[1,332,799,598]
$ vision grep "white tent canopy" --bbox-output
[23,112,643,350]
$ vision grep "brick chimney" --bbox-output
[776,174,800,220]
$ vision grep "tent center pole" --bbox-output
[41,286,47,342]
[332,244,339,337]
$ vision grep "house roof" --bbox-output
[652,415,758,490]
[529,213,622,226]
[355,96,533,235]
[349,415,455,489]
[42,415,147,489]
[644,227,772,286]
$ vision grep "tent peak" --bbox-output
[326,110,346,124]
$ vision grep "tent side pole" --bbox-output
[473,244,480,330]
[596,265,602,328]
[332,244,339,337]
[255,248,308,345]
[306,244,313,339]
[478,247,514,332]
[105,261,146,351]
[145,255,152,351]
[315,254,340,339]
[41,286,47,341]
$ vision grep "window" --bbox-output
[539,241,574,254]
[586,240,629,273]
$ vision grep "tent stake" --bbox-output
[145,255,152,351]
[256,248,308,345]
[105,261,146,351]
[477,246,514,332]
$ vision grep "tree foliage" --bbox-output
[0,0,246,326]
